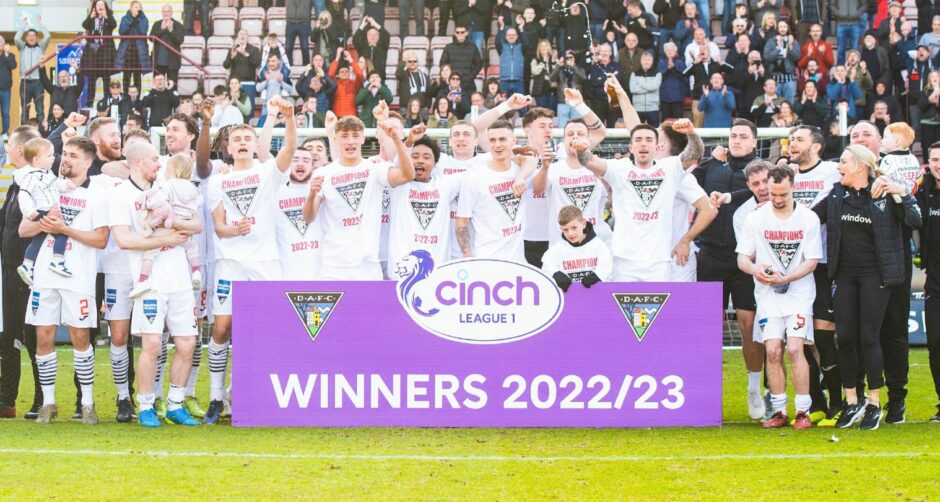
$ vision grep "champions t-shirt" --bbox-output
[317,158,392,268]
[438,152,488,259]
[541,236,614,282]
[92,174,132,275]
[544,158,611,245]
[793,160,840,263]
[456,162,527,262]
[207,159,288,263]
[603,156,705,263]
[109,179,194,294]
[275,180,322,280]
[388,175,461,269]
[736,203,822,318]
[32,180,107,296]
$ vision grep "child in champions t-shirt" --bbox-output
[541,205,613,292]
[130,153,202,299]
[878,122,923,196]
[15,137,78,285]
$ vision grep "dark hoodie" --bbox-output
[694,152,759,250]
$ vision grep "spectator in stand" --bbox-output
[623,1,659,51]
[859,31,890,87]
[584,0,613,41]
[736,50,766,119]
[353,16,391,79]
[40,102,64,137]
[771,100,798,131]
[654,0,684,50]
[98,81,134,127]
[538,0,564,54]
[39,69,81,120]
[312,10,342,60]
[328,48,363,117]
[587,43,620,127]
[123,111,145,134]
[430,96,459,127]
[726,33,752,108]
[919,70,940,160]
[797,58,828,97]
[699,73,736,128]
[299,96,326,127]
[453,0,492,53]
[16,15,51,120]
[224,30,263,108]
[400,0,426,37]
[604,22,627,61]
[889,21,917,91]
[396,50,430,109]
[674,1,707,51]
[517,8,546,56]
[725,17,752,49]
[550,49,588,127]
[866,81,902,120]
[257,55,295,124]
[845,49,875,104]
[684,42,730,127]
[127,85,144,116]
[793,79,826,127]
[751,77,784,126]
[117,1,150,93]
[228,77,251,124]
[684,28,721,67]
[750,10,777,57]
[919,3,940,42]
[919,15,940,64]
[789,0,826,43]
[483,78,506,110]
[797,23,834,80]
[285,0,314,66]
[764,19,801,103]
[183,0,210,37]
[441,26,483,95]
[834,0,866,64]
[751,0,782,31]
[564,2,591,66]
[470,91,487,115]
[78,2,116,108]
[210,85,244,127]
[150,5,184,85]
[141,73,179,127]
[619,33,644,98]
[726,3,753,37]
[869,100,891,134]
[428,64,453,100]
[364,0,388,27]
[0,38,15,139]
[876,1,905,47]
[440,72,471,118]
[827,65,863,121]
[910,45,937,137]
[630,51,661,127]
[658,42,688,121]
[355,71,393,127]
[403,97,428,127]
[531,39,558,112]
[261,33,292,76]
[496,23,529,97]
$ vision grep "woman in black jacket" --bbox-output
[80,0,118,107]
[915,147,940,422]
[812,144,922,430]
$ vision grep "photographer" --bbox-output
[750,77,784,127]
[223,29,262,107]
[312,11,342,61]
[792,80,826,127]
[549,50,587,128]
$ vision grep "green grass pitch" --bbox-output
[1,348,939,499]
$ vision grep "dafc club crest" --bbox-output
[286,292,343,342]
[613,293,670,342]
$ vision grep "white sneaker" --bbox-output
[747,392,766,420]
[129,280,152,299]
[48,260,72,277]
[17,263,34,286]
[191,269,202,291]
[1,133,9,142]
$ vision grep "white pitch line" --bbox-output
[0,448,937,463]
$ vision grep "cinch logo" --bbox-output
[394,250,564,344]
[613,293,670,342]
[286,292,343,343]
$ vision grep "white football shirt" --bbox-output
[275,180,322,281]
[544,157,611,245]
[456,162,527,262]
[388,174,461,269]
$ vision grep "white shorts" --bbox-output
[668,252,697,282]
[195,262,213,320]
[757,314,814,345]
[212,259,281,316]
[611,259,670,282]
[26,288,97,328]
[319,261,384,281]
[104,273,134,321]
[132,290,197,337]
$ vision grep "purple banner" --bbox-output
[232,258,723,427]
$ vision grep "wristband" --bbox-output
[495,101,512,116]
[574,102,592,117]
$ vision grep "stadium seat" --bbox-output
[211,7,238,37]
[248,35,262,50]
[431,48,443,66]
[386,48,400,68]
[402,36,429,52]
[181,36,206,66]
[216,0,235,7]
[207,36,234,66]
[488,48,499,65]
[176,66,203,96]
[486,65,499,78]
[267,7,286,37]
[239,7,266,37]
[430,36,450,49]
[429,65,439,80]
[204,66,229,95]
[241,0,260,6]
[289,66,305,97]
[292,46,304,67]
[389,37,402,51]
[386,78,398,97]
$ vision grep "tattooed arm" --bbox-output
[456,218,473,257]
[563,88,608,148]
[673,119,704,169]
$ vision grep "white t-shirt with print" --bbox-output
[456,162,527,262]
[275,180,322,280]
[543,157,611,245]
[793,160,840,263]
[388,174,461,269]
[437,152,488,259]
